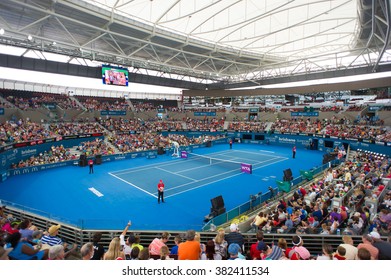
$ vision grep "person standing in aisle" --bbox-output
[89,159,94,174]
[292,146,296,159]
[158,179,165,203]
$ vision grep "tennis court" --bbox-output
[0,143,324,231]
[109,150,288,199]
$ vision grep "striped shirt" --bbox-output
[41,235,63,246]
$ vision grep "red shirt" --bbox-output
[334,254,346,260]
[158,181,164,192]
[250,242,262,260]
[88,159,93,165]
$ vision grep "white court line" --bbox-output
[154,166,197,181]
[258,150,275,153]
[88,187,104,197]
[174,155,260,175]
[111,152,234,176]
[225,150,283,161]
[111,150,235,175]
[164,170,244,198]
[109,149,289,198]
[165,156,288,198]
[165,157,286,193]
[111,159,183,175]
[232,150,281,158]
[108,172,158,198]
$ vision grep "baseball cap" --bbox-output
[368,231,380,239]
[230,224,238,232]
[228,243,241,255]
[257,241,267,251]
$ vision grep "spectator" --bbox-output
[357,234,379,260]
[119,221,132,256]
[130,246,140,260]
[41,224,63,246]
[103,237,124,260]
[31,230,43,245]
[80,242,94,260]
[334,245,347,260]
[357,247,371,260]
[251,212,268,231]
[286,235,311,260]
[18,218,36,242]
[131,234,144,252]
[213,228,228,260]
[159,245,173,260]
[149,232,171,256]
[369,231,391,260]
[178,230,201,260]
[6,232,48,260]
[225,224,245,251]
[249,230,263,260]
[91,232,105,260]
[170,234,182,255]
[0,246,12,260]
[138,248,152,260]
[49,245,65,260]
[201,240,222,260]
[339,235,358,260]
[227,243,244,260]
[258,241,285,260]
[316,244,336,260]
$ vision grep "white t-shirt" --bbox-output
[120,235,132,255]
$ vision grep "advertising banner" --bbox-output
[241,163,252,174]
[193,112,216,116]
[100,111,127,116]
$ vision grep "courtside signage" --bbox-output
[241,163,252,174]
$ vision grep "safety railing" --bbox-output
[201,159,341,231]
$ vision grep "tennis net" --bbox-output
[187,152,252,173]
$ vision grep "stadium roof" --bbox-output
[0,0,390,90]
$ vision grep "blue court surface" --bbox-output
[0,143,324,231]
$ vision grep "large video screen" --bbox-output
[102,65,128,86]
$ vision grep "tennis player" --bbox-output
[172,141,180,157]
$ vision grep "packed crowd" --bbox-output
[1,141,390,261]
[107,133,224,154]
[48,122,103,136]
[76,138,116,157]
[1,216,390,260]
[228,121,268,132]
[76,96,130,112]
[100,118,186,133]
[2,90,79,110]
[268,116,389,140]
[253,150,391,237]
[185,118,225,131]
[0,119,55,146]
[0,119,106,146]
[10,145,78,169]
[323,123,387,140]
[270,118,321,134]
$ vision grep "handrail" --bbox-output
[201,159,341,231]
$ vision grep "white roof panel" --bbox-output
[86,0,358,58]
